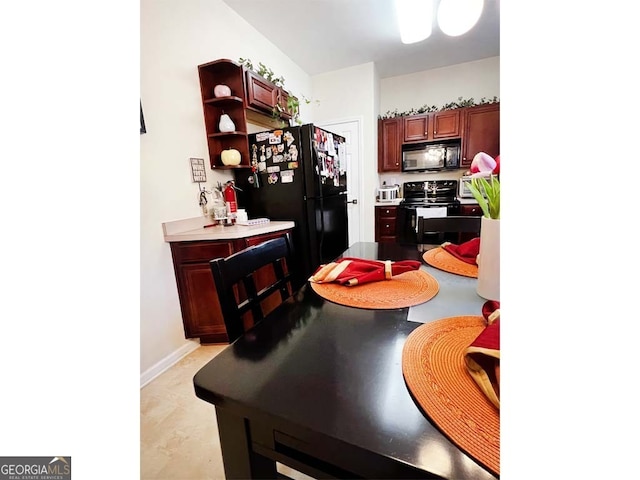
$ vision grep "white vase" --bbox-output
[218,114,235,133]
[476,216,500,301]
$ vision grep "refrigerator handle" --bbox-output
[309,129,326,259]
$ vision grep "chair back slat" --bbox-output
[210,235,295,343]
[417,216,482,250]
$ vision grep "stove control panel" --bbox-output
[403,180,458,196]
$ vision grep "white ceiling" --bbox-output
[222,0,500,79]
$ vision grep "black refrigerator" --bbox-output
[234,124,348,289]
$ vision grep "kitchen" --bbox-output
[5,0,633,476]
[141,0,500,383]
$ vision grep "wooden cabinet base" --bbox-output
[170,230,293,343]
[375,206,399,242]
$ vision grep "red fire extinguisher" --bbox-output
[223,180,238,220]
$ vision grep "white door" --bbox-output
[318,119,362,245]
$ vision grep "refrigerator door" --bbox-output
[235,124,348,286]
[301,125,347,199]
[311,192,349,265]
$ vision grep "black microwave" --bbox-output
[401,142,460,172]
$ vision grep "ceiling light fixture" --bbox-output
[437,0,484,36]
[395,0,484,44]
[395,0,434,45]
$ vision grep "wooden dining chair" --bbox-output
[417,216,482,252]
[210,235,295,343]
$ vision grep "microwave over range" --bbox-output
[401,141,460,173]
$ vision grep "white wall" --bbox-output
[379,56,500,114]
[140,0,312,380]
[311,63,378,241]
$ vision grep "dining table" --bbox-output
[193,242,497,479]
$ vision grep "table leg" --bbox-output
[216,407,277,479]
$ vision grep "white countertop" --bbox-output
[375,198,403,206]
[457,197,480,205]
[162,216,295,242]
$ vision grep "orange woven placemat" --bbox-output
[402,315,499,476]
[310,269,439,309]
[423,247,478,278]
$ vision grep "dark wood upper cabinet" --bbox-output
[245,70,279,113]
[378,103,499,172]
[378,118,403,172]
[403,110,461,142]
[197,59,298,169]
[433,110,461,139]
[245,69,293,120]
[461,104,500,167]
[198,59,250,170]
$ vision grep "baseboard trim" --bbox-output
[140,340,200,388]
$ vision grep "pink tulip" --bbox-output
[470,152,496,174]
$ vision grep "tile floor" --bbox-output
[140,344,312,480]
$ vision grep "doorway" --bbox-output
[318,118,362,245]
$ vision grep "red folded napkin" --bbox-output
[308,257,421,286]
[465,300,500,409]
[442,237,480,265]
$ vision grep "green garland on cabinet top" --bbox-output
[379,96,499,120]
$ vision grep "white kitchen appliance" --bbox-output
[377,184,399,202]
[459,175,496,198]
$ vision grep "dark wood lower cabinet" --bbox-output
[459,203,482,243]
[169,230,292,343]
[375,206,398,242]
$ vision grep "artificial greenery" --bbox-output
[239,58,284,86]
[378,96,499,119]
[238,57,316,126]
[468,176,500,219]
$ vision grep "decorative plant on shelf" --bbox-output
[238,57,317,126]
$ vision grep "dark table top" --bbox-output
[194,242,497,479]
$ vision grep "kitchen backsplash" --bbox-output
[378,169,468,196]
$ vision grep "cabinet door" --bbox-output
[245,70,279,113]
[460,204,482,216]
[170,240,234,342]
[403,114,430,142]
[375,206,398,242]
[378,118,402,172]
[175,263,227,340]
[458,204,483,242]
[277,89,294,120]
[461,104,500,167]
[433,110,461,139]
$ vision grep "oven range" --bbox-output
[397,180,461,244]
